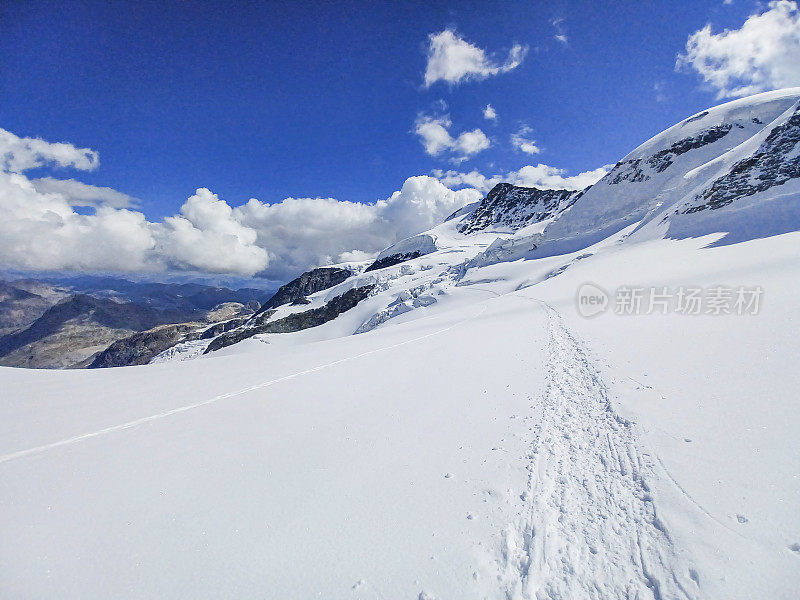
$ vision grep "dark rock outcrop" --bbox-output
[605,124,743,183]
[85,302,259,368]
[606,158,650,184]
[199,317,252,339]
[0,280,266,368]
[647,124,735,173]
[88,323,201,368]
[206,284,375,353]
[457,183,581,235]
[682,111,709,126]
[254,267,351,316]
[364,251,422,272]
[686,102,800,212]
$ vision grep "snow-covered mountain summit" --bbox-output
[541,88,800,251]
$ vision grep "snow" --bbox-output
[2,90,800,599]
[150,338,211,363]
[540,88,800,254]
[3,232,798,598]
[374,233,438,261]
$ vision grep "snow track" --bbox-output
[498,303,698,600]
[0,305,485,465]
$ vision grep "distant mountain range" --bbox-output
[0,277,269,368]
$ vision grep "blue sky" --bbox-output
[0,0,760,212]
[1,0,798,279]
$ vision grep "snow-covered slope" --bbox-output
[539,88,800,253]
[2,90,799,599]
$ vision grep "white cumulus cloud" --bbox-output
[507,164,611,190]
[423,29,528,87]
[235,176,481,279]
[0,172,158,273]
[677,0,800,98]
[157,188,270,276]
[0,127,99,173]
[414,113,491,163]
[31,177,139,209]
[483,104,498,120]
[510,125,541,155]
[0,129,268,276]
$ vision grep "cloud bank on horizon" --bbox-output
[0,129,269,276]
[0,128,481,279]
[0,124,612,279]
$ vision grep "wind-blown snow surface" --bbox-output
[2,90,800,599]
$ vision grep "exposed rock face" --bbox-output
[86,302,259,368]
[605,121,756,185]
[607,123,739,185]
[0,282,40,305]
[0,294,189,356]
[457,183,581,234]
[686,102,800,213]
[365,251,422,272]
[203,302,254,323]
[254,267,351,316]
[606,158,650,184]
[682,110,709,125]
[257,286,374,333]
[365,234,438,272]
[206,285,375,353]
[199,317,252,340]
[0,295,193,369]
[88,323,201,368]
[648,125,736,172]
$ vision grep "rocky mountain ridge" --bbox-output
[254,267,351,315]
[457,183,582,235]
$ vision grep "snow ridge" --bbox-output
[498,304,698,600]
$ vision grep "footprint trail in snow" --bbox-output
[497,304,699,600]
